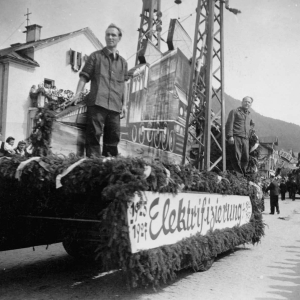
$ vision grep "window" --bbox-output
[44,78,55,88]
[70,50,83,72]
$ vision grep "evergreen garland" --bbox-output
[29,108,55,156]
[0,155,264,288]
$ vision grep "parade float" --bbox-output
[0,0,264,289]
[0,152,264,288]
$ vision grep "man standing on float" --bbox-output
[71,24,128,157]
[225,96,254,176]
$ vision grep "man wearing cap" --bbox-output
[71,24,128,157]
[225,96,254,176]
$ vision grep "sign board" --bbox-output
[127,191,252,253]
[279,150,293,162]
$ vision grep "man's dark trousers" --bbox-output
[86,105,120,157]
[270,195,279,214]
[229,136,249,175]
[291,190,296,201]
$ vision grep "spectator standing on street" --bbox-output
[225,96,254,176]
[265,176,280,215]
[71,23,128,157]
[290,178,298,201]
[279,179,287,201]
[286,178,292,199]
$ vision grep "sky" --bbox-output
[1,0,300,126]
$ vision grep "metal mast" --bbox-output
[182,0,226,171]
[135,0,162,65]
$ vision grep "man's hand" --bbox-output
[120,105,126,119]
[228,137,234,145]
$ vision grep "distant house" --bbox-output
[258,136,279,178]
[0,24,103,143]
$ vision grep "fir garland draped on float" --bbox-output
[0,153,265,288]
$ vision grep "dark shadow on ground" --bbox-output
[281,245,300,249]
[0,244,252,300]
[255,241,300,300]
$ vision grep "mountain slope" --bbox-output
[212,94,300,152]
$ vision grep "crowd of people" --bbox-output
[0,136,33,158]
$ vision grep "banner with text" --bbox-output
[127,192,252,253]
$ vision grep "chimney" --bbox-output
[24,24,42,43]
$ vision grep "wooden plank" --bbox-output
[20,215,102,223]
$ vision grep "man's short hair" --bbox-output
[6,136,15,143]
[243,96,254,103]
[106,23,122,37]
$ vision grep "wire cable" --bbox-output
[163,3,177,14]
[0,20,26,48]
[160,10,195,38]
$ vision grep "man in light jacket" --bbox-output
[225,96,254,176]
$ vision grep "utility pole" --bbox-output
[182,0,226,172]
[135,0,162,65]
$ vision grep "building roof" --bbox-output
[0,50,40,66]
[259,136,279,146]
[0,27,103,67]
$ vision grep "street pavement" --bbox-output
[0,196,300,300]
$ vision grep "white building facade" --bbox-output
[0,24,103,143]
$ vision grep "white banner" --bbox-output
[127,192,252,253]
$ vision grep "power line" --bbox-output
[160,11,195,38]
[162,3,177,14]
[0,20,26,48]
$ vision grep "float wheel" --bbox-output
[62,239,97,260]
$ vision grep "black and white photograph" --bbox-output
[0,1,300,299]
